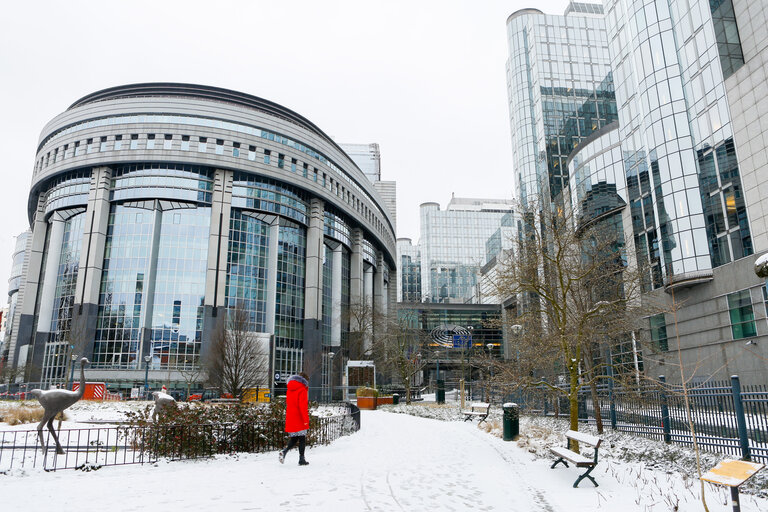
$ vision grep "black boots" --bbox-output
[298,457,309,466]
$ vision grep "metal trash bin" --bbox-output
[393,393,400,405]
[503,402,519,441]
[436,380,445,404]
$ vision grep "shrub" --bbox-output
[0,403,66,425]
[355,386,379,398]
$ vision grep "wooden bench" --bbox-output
[462,402,490,424]
[550,430,602,488]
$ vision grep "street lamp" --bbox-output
[328,351,335,403]
[69,353,78,389]
[144,355,152,398]
[486,343,494,403]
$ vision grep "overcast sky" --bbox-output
[0,0,569,298]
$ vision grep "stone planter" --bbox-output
[356,396,377,410]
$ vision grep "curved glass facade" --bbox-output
[14,83,394,395]
[226,210,270,331]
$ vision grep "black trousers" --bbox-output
[284,435,306,458]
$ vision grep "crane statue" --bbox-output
[28,357,90,454]
[151,391,177,421]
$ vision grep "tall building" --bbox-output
[506,1,768,384]
[397,238,421,302]
[417,197,513,304]
[1,231,30,370]
[7,83,396,397]
[506,3,617,205]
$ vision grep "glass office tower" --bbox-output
[506,1,768,384]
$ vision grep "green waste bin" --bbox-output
[503,403,519,441]
[436,380,445,404]
[393,393,400,405]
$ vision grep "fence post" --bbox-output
[730,375,751,461]
[608,377,617,430]
[659,375,671,444]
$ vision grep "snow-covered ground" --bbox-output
[2,402,767,511]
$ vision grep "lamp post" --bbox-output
[69,353,78,389]
[328,351,335,403]
[144,355,152,398]
[486,343,494,403]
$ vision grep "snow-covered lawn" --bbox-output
[2,405,767,511]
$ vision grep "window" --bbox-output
[181,135,190,151]
[649,314,668,352]
[146,134,155,150]
[728,289,757,339]
[100,136,107,152]
[130,134,139,150]
[291,158,297,173]
[164,134,173,150]
[87,138,96,154]
[264,149,271,164]
[215,139,224,155]
[303,162,308,178]
[233,142,240,158]
[248,145,256,161]
[198,137,207,152]
[62,144,68,159]
[114,135,123,150]
[278,153,285,169]
[75,141,82,156]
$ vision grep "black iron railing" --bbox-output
[0,403,360,472]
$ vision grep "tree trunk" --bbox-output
[590,380,603,434]
[569,370,580,452]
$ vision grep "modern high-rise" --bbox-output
[414,197,514,304]
[506,1,768,384]
[6,83,397,397]
[396,238,422,302]
[339,142,397,234]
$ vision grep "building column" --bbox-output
[139,201,163,363]
[331,244,342,347]
[202,169,233,361]
[349,228,365,317]
[265,220,280,334]
[72,166,112,360]
[303,198,325,399]
[34,215,65,337]
[363,264,374,355]
[374,251,386,317]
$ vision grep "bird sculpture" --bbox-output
[151,391,177,421]
[29,357,90,454]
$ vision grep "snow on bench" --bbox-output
[550,430,602,488]
[462,402,490,425]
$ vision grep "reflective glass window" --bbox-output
[728,289,757,340]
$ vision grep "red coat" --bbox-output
[285,375,309,433]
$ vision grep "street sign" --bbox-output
[701,459,764,512]
[453,334,472,348]
[130,388,139,399]
[274,372,281,381]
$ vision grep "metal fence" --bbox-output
[501,375,768,464]
[0,403,360,472]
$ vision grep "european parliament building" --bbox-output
[4,83,396,396]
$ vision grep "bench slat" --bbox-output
[565,430,601,448]
[550,446,593,466]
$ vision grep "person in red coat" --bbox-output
[279,372,310,466]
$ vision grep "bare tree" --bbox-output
[371,308,427,404]
[494,197,661,442]
[343,297,379,360]
[205,305,270,399]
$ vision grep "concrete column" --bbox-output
[139,201,163,361]
[363,265,374,355]
[303,198,325,398]
[265,220,280,333]
[73,166,112,359]
[374,252,386,317]
[204,170,233,312]
[202,169,232,362]
[35,214,65,334]
[331,244,342,347]
[349,228,364,312]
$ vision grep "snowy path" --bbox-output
[2,410,765,511]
